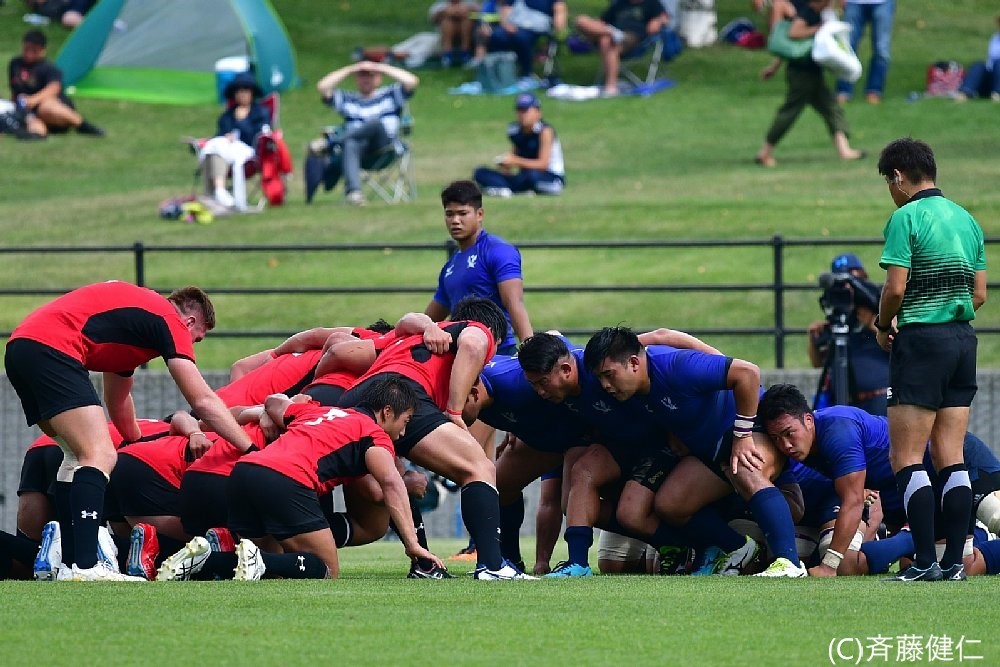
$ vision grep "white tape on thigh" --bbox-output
[56,442,80,483]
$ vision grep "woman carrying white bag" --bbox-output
[813,19,863,85]
[755,0,864,168]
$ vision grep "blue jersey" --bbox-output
[562,349,665,448]
[478,354,585,453]
[806,406,899,511]
[634,346,739,460]
[432,230,523,350]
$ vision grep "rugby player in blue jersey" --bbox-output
[583,327,806,577]
[760,383,1000,577]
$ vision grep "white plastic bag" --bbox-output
[812,20,862,83]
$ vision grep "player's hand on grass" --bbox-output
[731,436,764,475]
[409,547,446,571]
[808,563,837,577]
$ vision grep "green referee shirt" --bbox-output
[879,189,986,327]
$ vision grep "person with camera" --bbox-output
[806,253,889,416]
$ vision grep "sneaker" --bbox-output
[450,544,478,562]
[34,521,62,581]
[474,559,539,580]
[887,562,944,582]
[55,564,75,581]
[157,536,211,581]
[345,190,365,206]
[205,527,237,553]
[407,562,455,579]
[692,546,724,576]
[715,535,760,576]
[126,523,159,580]
[657,545,686,576]
[213,188,236,208]
[234,539,267,581]
[76,120,105,137]
[940,563,967,581]
[753,557,808,578]
[97,525,119,572]
[482,187,513,198]
[70,561,146,582]
[543,560,592,578]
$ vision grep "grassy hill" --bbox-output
[0,0,996,369]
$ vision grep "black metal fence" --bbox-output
[0,235,995,368]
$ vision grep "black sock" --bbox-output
[55,481,75,565]
[70,467,107,569]
[155,534,187,568]
[461,481,502,570]
[329,511,353,548]
[112,531,131,572]
[896,464,936,568]
[939,464,973,569]
[499,494,525,564]
[261,552,328,579]
[193,552,238,580]
[0,529,40,568]
[411,504,429,550]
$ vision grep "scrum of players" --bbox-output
[4,298,1000,583]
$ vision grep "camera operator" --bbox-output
[807,253,890,415]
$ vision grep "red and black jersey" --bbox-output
[184,423,268,477]
[304,327,395,393]
[9,281,195,374]
[240,401,395,494]
[118,436,191,488]
[26,418,170,453]
[215,349,323,407]
[351,321,494,409]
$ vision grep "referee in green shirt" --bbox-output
[874,137,988,582]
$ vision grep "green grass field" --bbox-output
[0,0,997,370]
[2,539,999,666]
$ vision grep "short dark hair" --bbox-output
[441,180,483,209]
[365,318,393,335]
[877,137,937,183]
[356,374,418,416]
[583,326,641,373]
[758,383,812,424]
[451,296,506,347]
[518,333,571,374]
[23,30,47,48]
[167,286,216,330]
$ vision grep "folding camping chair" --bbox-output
[188,92,290,210]
[616,27,680,87]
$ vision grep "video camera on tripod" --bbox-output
[815,272,881,407]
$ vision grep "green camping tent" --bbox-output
[56,0,300,105]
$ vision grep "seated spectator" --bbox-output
[314,61,419,206]
[430,1,480,67]
[24,0,95,28]
[198,72,271,210]
[481,0,568,81]
[473,92,564,197]
[955,14,1000,103]
[7,30,104,138]
[574,0,669,96]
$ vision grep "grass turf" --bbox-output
[1,539,998,666]
[0,0,997,370]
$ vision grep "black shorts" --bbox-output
[303,383,345,407]
[5,338,102,426]
[17,445,63,498]
[110,454,180,517]
[339,373,446,457]
[889,322,978,409]
[605,439,677,492]
[228,462,328,541]
[179,470,231,537]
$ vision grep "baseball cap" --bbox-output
[515,93,541,110]
[831,252,864,273]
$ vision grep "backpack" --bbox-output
[477,52,519,93]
